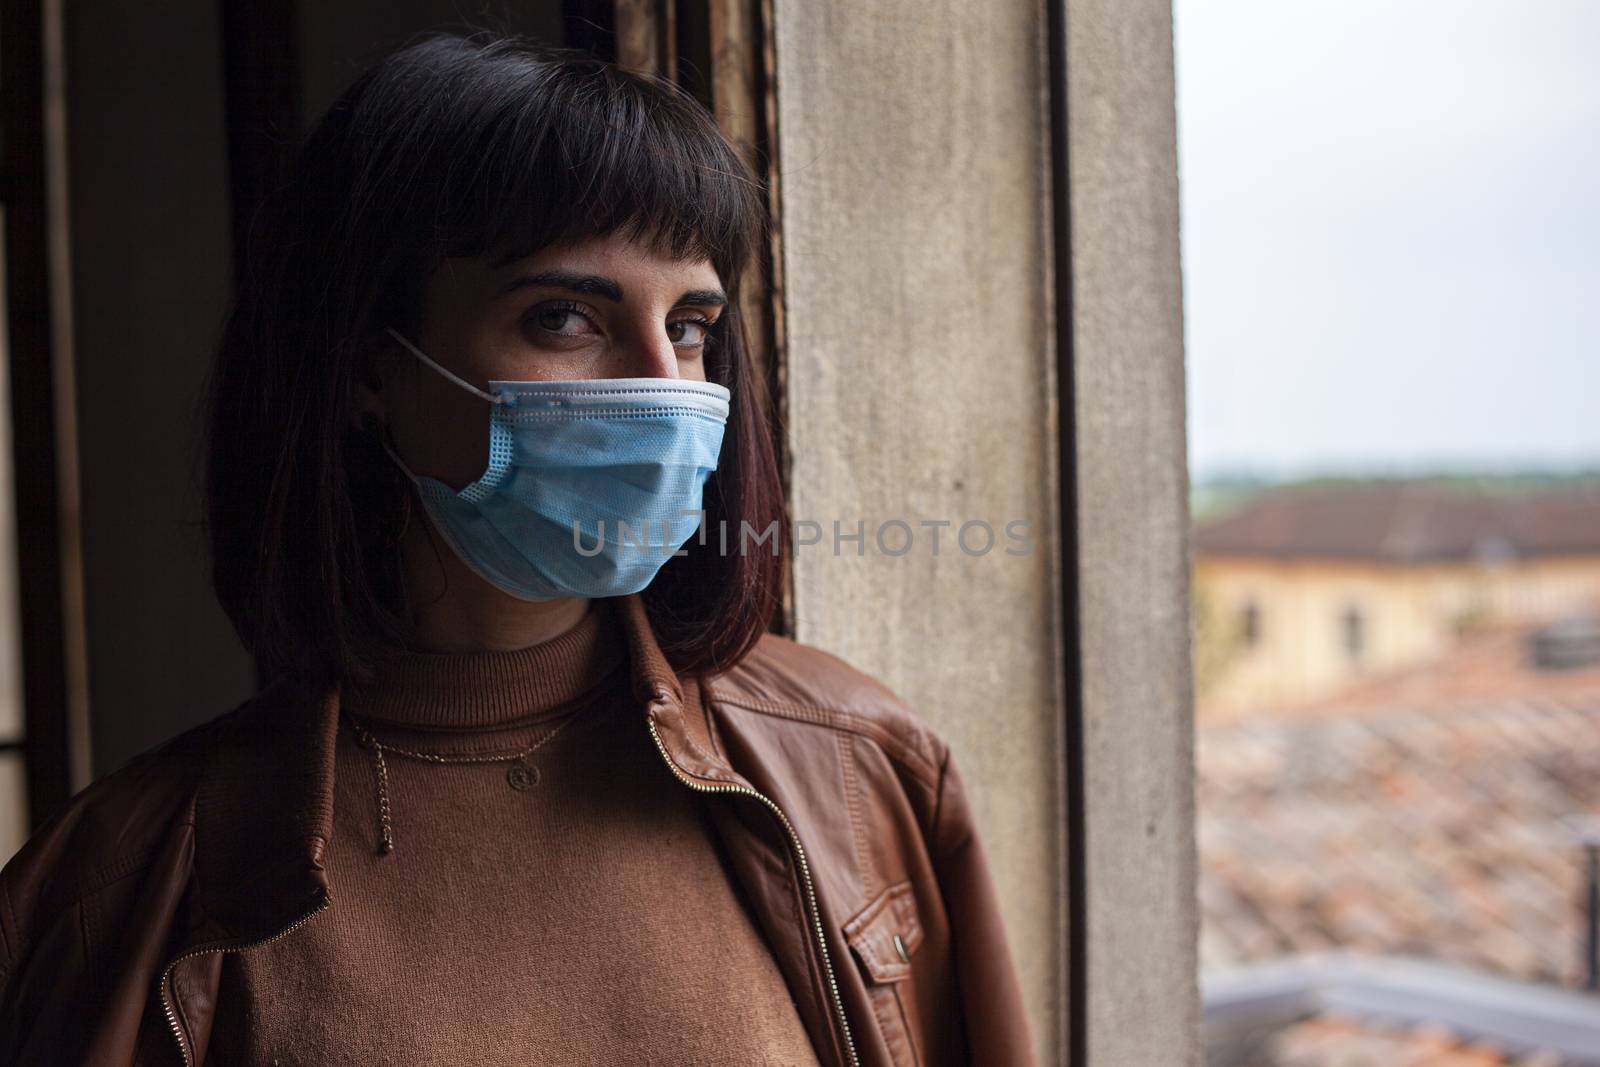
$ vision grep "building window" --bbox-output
[1341,605,1366,664]
[1240,600,1261,649]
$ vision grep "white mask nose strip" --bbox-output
[385,327,511,405]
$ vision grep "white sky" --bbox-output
[1174,0,1599,482]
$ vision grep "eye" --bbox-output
[667,315,715,347]
[527,300,599,339]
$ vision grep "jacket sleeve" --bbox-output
[929,742,1041,1066]
[0,831,115,1067]
[0,767,202,1066]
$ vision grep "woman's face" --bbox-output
[366,230,728,493]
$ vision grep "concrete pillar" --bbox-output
[772,0,1064,1058]
[1063,2,1198,1061]
[773,0,1199,1062]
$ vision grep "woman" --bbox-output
[0,34,1035,1067]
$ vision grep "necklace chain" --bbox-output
[344,712,578,855]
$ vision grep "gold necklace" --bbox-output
[345,712,579,855]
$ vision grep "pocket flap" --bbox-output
[843,879,923,984]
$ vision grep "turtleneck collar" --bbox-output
[340,599,625,729]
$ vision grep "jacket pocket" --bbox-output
[843,879,925,1067]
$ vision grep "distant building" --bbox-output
[1192,481,1600,718]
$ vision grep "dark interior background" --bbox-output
[59,1,599,785]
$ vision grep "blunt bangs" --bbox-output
[356,37,764,337]
[453,52,761,278]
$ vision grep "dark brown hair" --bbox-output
[203,33,786,694]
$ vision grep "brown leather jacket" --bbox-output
[0,595,1037,1066]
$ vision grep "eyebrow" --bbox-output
[500,269,728,309]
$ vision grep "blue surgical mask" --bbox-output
[379,327,729,601]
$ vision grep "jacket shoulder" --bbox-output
[709,633,948,785]
[0,701,242,979]
[5,713,221,884]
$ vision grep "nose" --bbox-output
[617,322,681,380]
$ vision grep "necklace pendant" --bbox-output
[506,759,540,791]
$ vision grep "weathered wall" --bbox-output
[771,0,1062,1059]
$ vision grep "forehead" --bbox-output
[425,231,724,313]
[499,232,721,289]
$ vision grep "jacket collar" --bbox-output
[614,594,749,789]
[190,594,745,941]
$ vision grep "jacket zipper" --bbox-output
[159,891,332,1067]
[645,716,861,1067]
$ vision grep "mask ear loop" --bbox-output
[384,327,513,406]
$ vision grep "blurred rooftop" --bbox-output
[1200,689,1600,1064]
[1193,482,1600,563]
[1199,693,1600,983]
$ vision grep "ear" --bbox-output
[349,331,396,434]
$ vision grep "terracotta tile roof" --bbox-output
[1198,697,1600,987]
[1263,1013,1569,1066]
[1192,482,1600,562]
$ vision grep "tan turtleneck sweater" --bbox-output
[209,600,822,1066]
